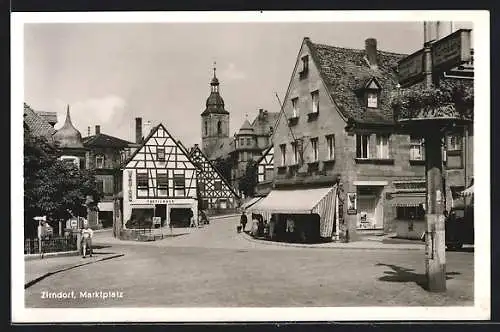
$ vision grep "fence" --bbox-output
[24,235,78,255]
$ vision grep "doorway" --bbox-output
[155,204,167,227]
[356,186,383,230]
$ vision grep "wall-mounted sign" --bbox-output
[128,171,133,201]
[147,199,175,204]
[347,192,357,215]
[397,49,425,86]
[432,29,472,71]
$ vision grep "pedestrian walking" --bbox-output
[240,212,248,231]
[81,221,93,258]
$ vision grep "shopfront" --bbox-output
[352,181,387,231]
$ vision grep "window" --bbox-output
[173,174,185,196]
[292,98,299,117]
[396,206,425,220]
[217,121,222,135]
[310,138,319,162]
[157,147,165,161]
[157,172,168,190]
[136,172,148,189]
[376,135,389,159]
[280,144,286,166]
[367,92,378,108]
[311,91,319,114]
[246,138,251,146]
[300,55,309,78]
[204,121,208,136]
[410,137,424,161]
[95,154,105,169]
[120,151,127,163]
[96,179,104,193]
[214,180,222,191]
[247,152,252,161]
[447,134,462,151]
[326,135,335,160]
[198,182,206,192]
[356,134,370,159]
[291,141,299,165]
[239,152,243,162]
[240,138,245,147]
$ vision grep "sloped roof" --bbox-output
[306,39,406,124]
[255,145,273,165]
[209,138,235,161]
[83,133,133,148]
[251,111,280,136]
[23,103,56,141]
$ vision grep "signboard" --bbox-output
[346,192,357,215]
[397,49,425,85]
[147,199,175,204]
[432,29,472,71]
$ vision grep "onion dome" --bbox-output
[202,63,229,115]
[53,105,84,148]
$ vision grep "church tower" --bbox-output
[201,63,230,159]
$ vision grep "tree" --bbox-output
[24,128,102,237]
[239,160,258,197]
[212,156,232,184]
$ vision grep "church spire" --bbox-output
[211,61,219,92]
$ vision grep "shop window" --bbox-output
[410,136,424,160]
[173,174,185,196]
[356,134,370,159]
[396,206,425,220]
[95,154,105,169]
[156,147,165,161]
[376,135,390,159]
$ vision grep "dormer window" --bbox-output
[367,92,378,108]
[299,55,309,79]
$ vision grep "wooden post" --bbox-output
[422,34,447,292]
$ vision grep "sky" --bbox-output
[24,21,473,147]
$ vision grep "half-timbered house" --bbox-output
[189,144,239,211]
[121,123,198,229]
[255,146,275,197]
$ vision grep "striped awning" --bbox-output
[460,185,474,197]
[249,186,337,238]
[391,194,425,207]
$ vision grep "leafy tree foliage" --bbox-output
[24,127,102,236]
[239,160,258,197]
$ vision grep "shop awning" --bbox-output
[391,194,426,207]
[249,187,334,214]
[240,196,264,210]
[460,185,474,197]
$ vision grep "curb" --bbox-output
[240,232,423,251]
[25,250,79,261]
[25,253,125,289]
[208,214,240,220]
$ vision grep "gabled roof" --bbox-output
[120,123,198,169]
[83,133,133,148]
[189,144,240,198]
[209,138,235,161]
[250,111,280,136]
[23,103,56,142]
[305,38,406,125]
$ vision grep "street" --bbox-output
[25,216,474,307]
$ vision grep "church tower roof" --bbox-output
[53,105,84,149]
[202,62,229,116]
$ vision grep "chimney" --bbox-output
[95,125,101,135]
[365,38,378,69]
[135,117,142,144]
[88,126,91,136]
[259,108,264,117]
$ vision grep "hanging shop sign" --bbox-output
[432,29,472,71]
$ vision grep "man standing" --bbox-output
[81,221,93,258]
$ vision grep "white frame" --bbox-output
[376,135,390,159]
[326,135,335,160]
[356,134,370,159]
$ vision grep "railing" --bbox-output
[24,235,78,255]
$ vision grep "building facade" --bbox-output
[255,146,274,197]
[189,144,239,211]
[121,123,198,230]
[255,37,431,241]
[83,125,134,229]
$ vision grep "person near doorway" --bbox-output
[81,221,93,258]
[240,212,248,231]
[189,209,196,228]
